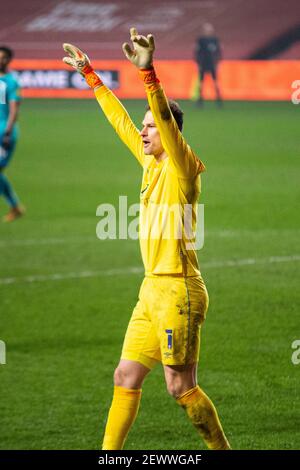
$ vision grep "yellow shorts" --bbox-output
[121,275,209,369]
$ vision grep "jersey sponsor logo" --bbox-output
[0,80,7,104]
[140,183,149,194]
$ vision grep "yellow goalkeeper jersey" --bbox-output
[95,84,205,277]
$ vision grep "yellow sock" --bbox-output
[176,385,231,450]
[102,386,142,450]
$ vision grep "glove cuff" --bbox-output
[81,63,93,75]
[139,67,160,91]
[84,70,103,89]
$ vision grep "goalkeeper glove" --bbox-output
[62,43,103,89]
[122,27,155,69]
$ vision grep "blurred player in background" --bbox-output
[0,46,24,222]
[63,29,230,451]
[195,23,222,106]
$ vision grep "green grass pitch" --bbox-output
[0,98,299,450]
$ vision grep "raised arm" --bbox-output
[62,44,144,166]
[122,28,205,178]
[142,77,205,178]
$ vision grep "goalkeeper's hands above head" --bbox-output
[62,43,92,74]
[122,28,155,69]
[62,43,103,89]
[123,28,160,89]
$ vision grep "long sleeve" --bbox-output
[94,85,144,167]
[145,84,205,178]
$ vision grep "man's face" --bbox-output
[203,23,214,36]
[140,110,164,156]
[0,51,10,73]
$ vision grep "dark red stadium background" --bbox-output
[1,0,299,99]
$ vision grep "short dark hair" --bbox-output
[146,99,184,131]
[0,46,14,61]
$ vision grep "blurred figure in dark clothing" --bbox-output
[195,23,222,106]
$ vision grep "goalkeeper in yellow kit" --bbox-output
[63,28,230,451]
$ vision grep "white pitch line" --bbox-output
[0,267,144,286]
[0,255,299,286]
[0,229,299,248]
[202,255,300,268]
[0,236,96,248]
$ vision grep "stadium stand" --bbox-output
[0,0,299,60]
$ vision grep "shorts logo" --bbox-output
[165,329,173,349]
